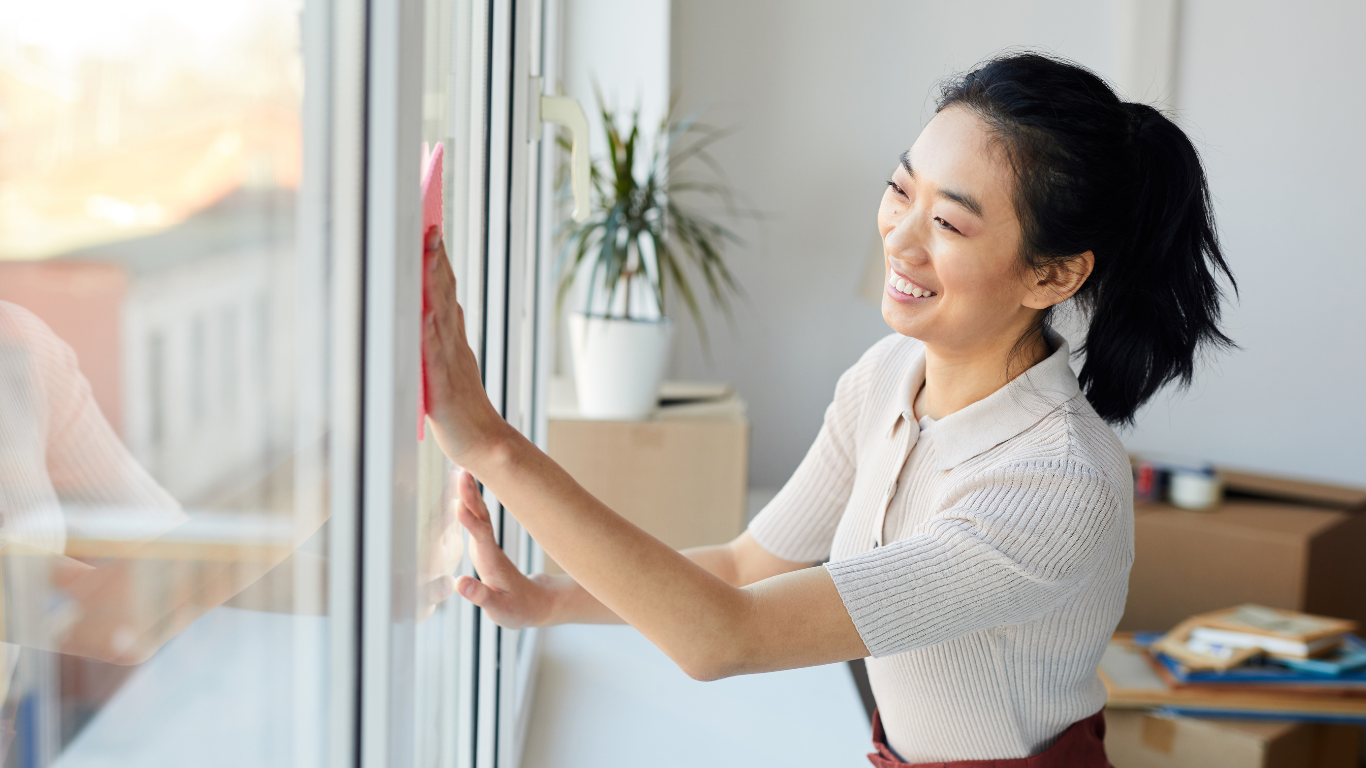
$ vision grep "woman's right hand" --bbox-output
[452,468,557,629]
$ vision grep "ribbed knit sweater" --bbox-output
[0,301,184,697]
[748,332,1133,762]
[0,301,182,554]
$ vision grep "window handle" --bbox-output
[532,78,591,223]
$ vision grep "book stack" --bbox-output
[1153,604,1359,672]
[1100,605,1366,722]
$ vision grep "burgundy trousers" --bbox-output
[866,709,1112,768]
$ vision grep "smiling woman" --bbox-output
[421,52,1235,767]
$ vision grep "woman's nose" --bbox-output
[883,207,930,265]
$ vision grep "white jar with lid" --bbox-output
[1169,468,1222,510]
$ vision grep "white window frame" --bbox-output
[343,0,558,765]
[295,0,367,765]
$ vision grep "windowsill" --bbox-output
[53,607,327,767]
[522,624,870,766]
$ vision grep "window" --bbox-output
[0,0,346,764]
[0,0,560,765]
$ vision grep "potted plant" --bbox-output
[557,94,742,420]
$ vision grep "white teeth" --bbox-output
[891,275,938,297]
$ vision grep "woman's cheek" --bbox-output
[877,203,898,234]
[945,244,1005,293]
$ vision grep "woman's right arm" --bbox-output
[453,470,812,628]
[539,533,814,625]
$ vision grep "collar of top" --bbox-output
[880,329,1082,471]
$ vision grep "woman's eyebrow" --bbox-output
[940,188,984,218]
[900,150,984,218]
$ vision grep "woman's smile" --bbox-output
[885,266,938,302]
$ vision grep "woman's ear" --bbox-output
[1023,251,1094,309]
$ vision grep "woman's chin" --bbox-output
[881,301,932,340]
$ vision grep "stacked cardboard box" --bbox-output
[1119,469,1366,634]
[1105,709,1360,768]
[1109,469,1366,767]
[543,379,749,575]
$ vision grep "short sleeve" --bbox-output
[824,458,1124,657]
[747,335,899,562]
[5,304,185,526]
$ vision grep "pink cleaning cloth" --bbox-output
[419,142,444,441]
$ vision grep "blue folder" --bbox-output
[1133,632,1366,686]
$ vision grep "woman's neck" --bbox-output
[913,330,1051,421]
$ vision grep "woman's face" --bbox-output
[877,106,1042,355]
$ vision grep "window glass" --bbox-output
[413,0,477,763]
[0,1,341,764]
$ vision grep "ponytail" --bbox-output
[1081,103,1235,423]
[938,54,1236,425]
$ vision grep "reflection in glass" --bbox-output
[0,1,339,764]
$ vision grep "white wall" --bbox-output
[561,0,671,161]
[1122,0,1366,484]
[669,0,1365,489]
[556,0,671,371]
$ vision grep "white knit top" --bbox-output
[0,301,184,695]
[748,332,1133,762]
[0,301,183,554]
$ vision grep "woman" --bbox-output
[422,53,1234,766]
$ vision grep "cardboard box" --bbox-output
[1119,471,1366,633]
[1104,708,1361,768]
[1217,470,1366,511]
[543,380,748,574]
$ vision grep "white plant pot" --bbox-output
[568,313,674,420]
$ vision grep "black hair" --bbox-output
[937,52,1236,426]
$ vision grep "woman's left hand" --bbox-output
[422,227,509,466]
[450,468,559,629]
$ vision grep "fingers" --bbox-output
[453,476,505,571]
[423,227,456,313]
[439,500,459,532]
[422,226,458,342]
[455,574,502,611]
[417,577,453,623]
[427,506,464,576]
[455,497,494,543]
[456,469,489,522]
[425,574,457,607]
[454,479,525,595]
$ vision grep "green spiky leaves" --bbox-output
[554,89,746,350]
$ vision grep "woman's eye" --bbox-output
[934,216,961,234]
[886,180,907,197]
